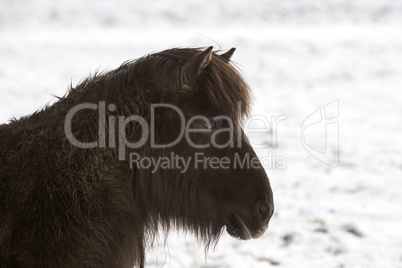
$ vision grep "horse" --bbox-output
[0,47,274,267]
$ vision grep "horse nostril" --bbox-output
[258,202,270,222]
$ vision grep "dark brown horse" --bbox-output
[0,47,274,267]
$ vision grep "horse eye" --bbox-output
[203,121,218,129]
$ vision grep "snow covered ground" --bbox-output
[1,0,402,267]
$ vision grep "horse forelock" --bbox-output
[201,57,251,122]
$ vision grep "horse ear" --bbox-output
[220,47,236,62]
[181,46,213,89]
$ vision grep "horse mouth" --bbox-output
[226,213,268,240]
[226,213,252,240]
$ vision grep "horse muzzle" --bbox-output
[226,200,274,240]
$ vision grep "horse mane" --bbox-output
[102,47,252,120]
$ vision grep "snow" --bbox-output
[1,0,402,267]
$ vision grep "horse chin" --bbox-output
[226,213,252,240]
[226,213,269,240]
